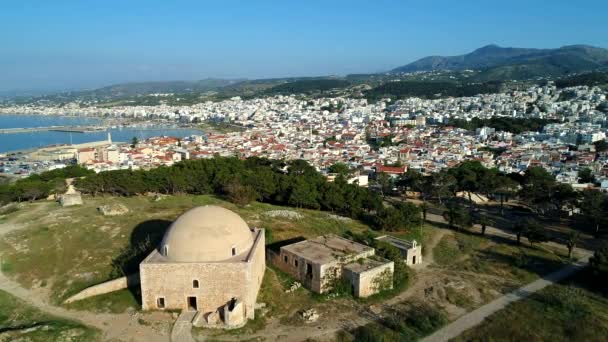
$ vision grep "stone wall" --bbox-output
[406,246,422,266]
[244,229,265,319]
[271,248,324,293]
[63,273,140,303]
[351,261,394,298]
[140,229,265,319]
[270,246,374,294]
[59,193,83,207]
[140,257,248,313]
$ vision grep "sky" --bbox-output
[1,0,608,93]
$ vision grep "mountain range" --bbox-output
[391,44,608,80]
[6,44,608,103]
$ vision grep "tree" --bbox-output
[495,176,518,215]
[376,202,422,231]
[288,177,319,209]
[476,214,491,236]
[375,172,394,197]
[328,162,350,176]
[430,171,456,204]
[578,168,595,184]
[443,204,471,231]
[374,241,409,288]
[551,183,579,215]
[593,139,608,152]
[513,220,527,245]
[420,202,428,222]
[590,242,608,281]
[580,190,607,235]
[519,167,557,214]
[449,161,489,203]
[131,136,139,148]
[525,219,549,246]
[224,179,258,207]
[566,231,580,259]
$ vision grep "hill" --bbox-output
[365,80,503,101]
[80,78,241,98]
[263,79,351,95]
[392,45,608,80]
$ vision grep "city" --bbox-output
[2,82,607,193]
[1,1,608,342]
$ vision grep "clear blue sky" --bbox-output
[1,0,607,92]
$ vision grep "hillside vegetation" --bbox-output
[263,79,351,95]
[365,80,503,100]
[392,45,608,81]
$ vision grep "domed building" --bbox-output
[139,205,265,327]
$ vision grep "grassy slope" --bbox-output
[0,194,370,312]
[433,230,567,286]
[0,289,100,341]
[453,271,608,341]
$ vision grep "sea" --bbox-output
[0,114,203,153]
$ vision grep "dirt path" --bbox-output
[0,205,172,342]
[421,253,591,342]
[419,225,451,268]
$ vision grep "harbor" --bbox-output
[0,125,105,134]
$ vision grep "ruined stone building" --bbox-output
[139,205,265,328]
[375,235,422,266]
[268,234,394,298]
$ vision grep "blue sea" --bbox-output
[0,114,203,153]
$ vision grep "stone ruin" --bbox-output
[58,183,83,207]
[191,298,246,329]
[97,203,129,216]
[301,309,319,322]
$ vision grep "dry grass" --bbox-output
[0,289,100,341]
[0,194,369,312]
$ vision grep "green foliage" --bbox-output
[580,190,608,234]
[555,71,608,88]
[224,178,258,206]
[578,168,596,184]
[384,302,448,339]
[345,301,447,341]
[443,204,472,230]
[374,241,409,289]
[375,202,422,231]
[264,79,350,95]
[365,80,503,101]
[454,277,608,342]
[0,165,93,204]
[594,139,608,152]
[519,166,577,214]
[328,162,351,176]
[75,156,383,222]
[0,289,100,341]
[590,242,608,283]
[524,219,550,245]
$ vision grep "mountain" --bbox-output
[81,78,243,98]
[392,44,608,80]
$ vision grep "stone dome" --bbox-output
[160,205,254,262]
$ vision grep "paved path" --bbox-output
[421,253,591,342]
[171,312,196,342]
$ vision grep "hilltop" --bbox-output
[392,44,608,80]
